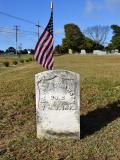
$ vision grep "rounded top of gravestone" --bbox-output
[35,70,80,78]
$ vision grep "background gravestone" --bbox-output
[80,49,86,55]
[69,49,73,54]
[35,70,80,139]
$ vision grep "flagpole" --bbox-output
[50,0,54,70]
[51,1,53,11]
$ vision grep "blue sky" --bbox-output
[0,0,120,50]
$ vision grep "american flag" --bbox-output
[34,2,54,70]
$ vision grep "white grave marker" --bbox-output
[81,49,86,55]
[35,70,80,139]
[69,49,73,54]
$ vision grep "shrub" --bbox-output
[13,60,18,65]
[3,61,9,67]
[28,57,32,61]
[25,59,30,62]
[19,59,24,63]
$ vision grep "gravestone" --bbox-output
[115,49,118,53]
[93,50,107,55]
[35,70,80,139]
[69,49,73,54]
[80,49,86,55]
[114,49,120,55]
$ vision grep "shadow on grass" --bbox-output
[80,100,120,139]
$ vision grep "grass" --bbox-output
[0,54,120,159]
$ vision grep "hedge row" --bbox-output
[3,58,33,67]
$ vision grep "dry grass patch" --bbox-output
[0,54,120,159]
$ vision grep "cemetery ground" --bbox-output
[0,54,120,160]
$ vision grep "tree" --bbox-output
[0,50,4,54]
[6,47,16,53]
[84,37,96,53]
[109,25,120,51]
[111,25,120,35]
[54,45,62,54]
[61,38,69,53]
[21,49,28,54]
[62,23,85,52]
[84,25,110,47]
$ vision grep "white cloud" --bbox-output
[85,0,104,14]
[85,0,94,14]
[106,0,120,10]
[55,28,64,35]
[85,0,120,15]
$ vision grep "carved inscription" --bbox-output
[38,81,77,111]
[35,70,80,139]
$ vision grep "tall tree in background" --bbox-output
[84,25,110,48]
[62,23,85,52]
[109,25,120,51]
[6,47,16,53]
[54,45,62,54]
[84,37,96,53]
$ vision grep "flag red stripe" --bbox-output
[39,37,53,64]
[37,35,52,63]
[46,54,53,69]
[43,47,53,67]
[36,32,51,61]
[34,30,46,54]
[37,36,52,64]
[41,39,54,65]
[48,57,54,70]
[50,63,53,70]
[34,31,48,59]
[44,51,53,69]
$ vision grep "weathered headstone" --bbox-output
[115,49,119,53]
[93,50,107,55]
[69,49,73,54]
[35,70,80,139]
[114,49,120,55]
[80,49,86,55]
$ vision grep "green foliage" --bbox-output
[3,61,10,67]
[62,23,85,52]
[61,38,69,53]
[54,45,63,54]
[0,50,4,54]
[111,35,120,50]
[26,59,30,62]
[6,47,16,53]
[19,59,24,63]
[61,23,105,54]
[21,49,28,54]
[111,25,120,35]
[110,24,120,51]
[83,38,95,53]
[25,58,32,62]
[13,60,18,65]
[28,57,32,61]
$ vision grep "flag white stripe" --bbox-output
[48,57,54,69]
[44,52,53,68]
[34,32,49,59]
[34,31,48,59]
[37,35,52,64]
[42,39,54,65]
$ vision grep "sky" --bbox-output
[0,0,120,50]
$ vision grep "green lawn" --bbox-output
[0,54,120,160]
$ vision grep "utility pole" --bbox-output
[14,25,19,55]
[36,21,41,40]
